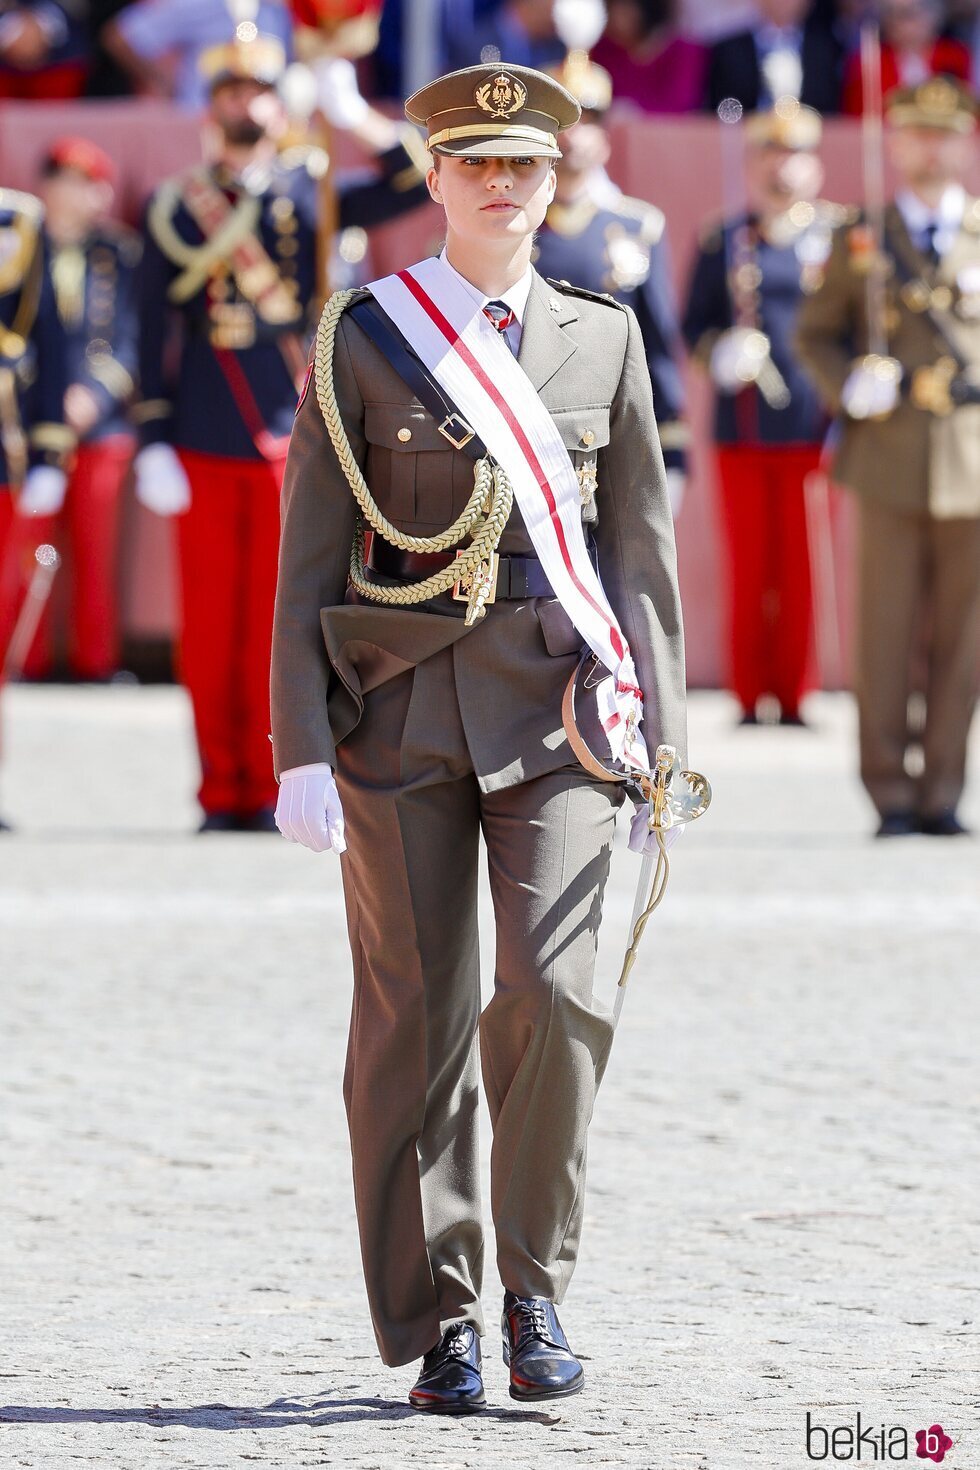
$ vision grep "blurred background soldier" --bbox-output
[536,49,688,514]
[21,136,140,683]
[0,180,72,828]
[796,76,980,838]
[683,101,837,726]
[135,27,428,833]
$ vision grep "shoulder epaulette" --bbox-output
[336,286,372,314]
[613,194,666,245]
[545,278,627,311]
[0,187,43,225]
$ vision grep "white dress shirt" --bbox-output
[440,248,534,356]
[896,184,966,262]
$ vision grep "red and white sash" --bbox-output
[365,254,648,773]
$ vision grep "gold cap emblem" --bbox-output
[474,72,528,120]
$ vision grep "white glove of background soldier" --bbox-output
[16,465,67,516]
[134,444,192,517]
[314,56,369,129]
[709,326,770,394]
[275,763,347,853]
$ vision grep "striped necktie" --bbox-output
[483,298,516,351]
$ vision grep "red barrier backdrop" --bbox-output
[6,104,977,686]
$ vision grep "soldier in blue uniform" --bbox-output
[0,181,72,827]
[23,135,141,681]
[534,54,688,513]
[135,28,429,832]
[682,102,842,725]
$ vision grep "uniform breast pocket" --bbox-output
[363,401,457,527]
[549,406,611,523]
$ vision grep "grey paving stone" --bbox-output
[0,687,976,1468]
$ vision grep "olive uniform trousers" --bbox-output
[334,642,624,1368]
[856,498,980,818]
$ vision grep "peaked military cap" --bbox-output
[406,63,580,159]
[885,75,978,133]
[744,97,822,151]
[199,30,286,92]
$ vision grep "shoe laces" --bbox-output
[432,1323,472,1362]
[510,1297,552,1345]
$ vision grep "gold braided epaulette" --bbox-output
[312,289,513,625]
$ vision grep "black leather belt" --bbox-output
[367,540,548,598]
[366,538,598,600]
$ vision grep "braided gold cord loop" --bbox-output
[313,291,513,623]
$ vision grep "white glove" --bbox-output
[275,762,347,854]
[664,466,686,518]
[134,444,191,516]
[841,357,901,420]
[628,804,686,857]
[314,56,369,129]
[709,326,770,393]
[17,465,67,516]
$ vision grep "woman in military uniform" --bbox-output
[271,62,686,1413]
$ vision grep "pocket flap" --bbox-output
[550,406,611,454]
[536,598,585,657]
[364,401,452,453]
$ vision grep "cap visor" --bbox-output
[433,136,561,158]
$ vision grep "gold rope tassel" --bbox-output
[617,829,670,991]
[313,289,513,625]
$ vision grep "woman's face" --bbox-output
[427,153,557,244]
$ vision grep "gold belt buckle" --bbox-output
[438,412,475,450]
[451,549,499,611]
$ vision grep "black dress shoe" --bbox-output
[198,811,240,833]
[501,1291,584,1402]
[875,810,919,838]
[408,1323,485,1415]
[779,710,808,727]
[919,810,970,837]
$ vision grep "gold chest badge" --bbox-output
[577,459,598,503]
[474,72,528,119]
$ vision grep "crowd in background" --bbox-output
[5,0,980,114]
[1,0,977,840]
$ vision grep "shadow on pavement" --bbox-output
[0,1396,560,1428]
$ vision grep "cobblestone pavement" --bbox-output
[1,687,977,1469]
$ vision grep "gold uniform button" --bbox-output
[397,427,412,442]
[581,429,595,447]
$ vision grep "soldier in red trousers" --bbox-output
[135,29,428,831]
[683,103,842,725]
[24,136,140,681]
